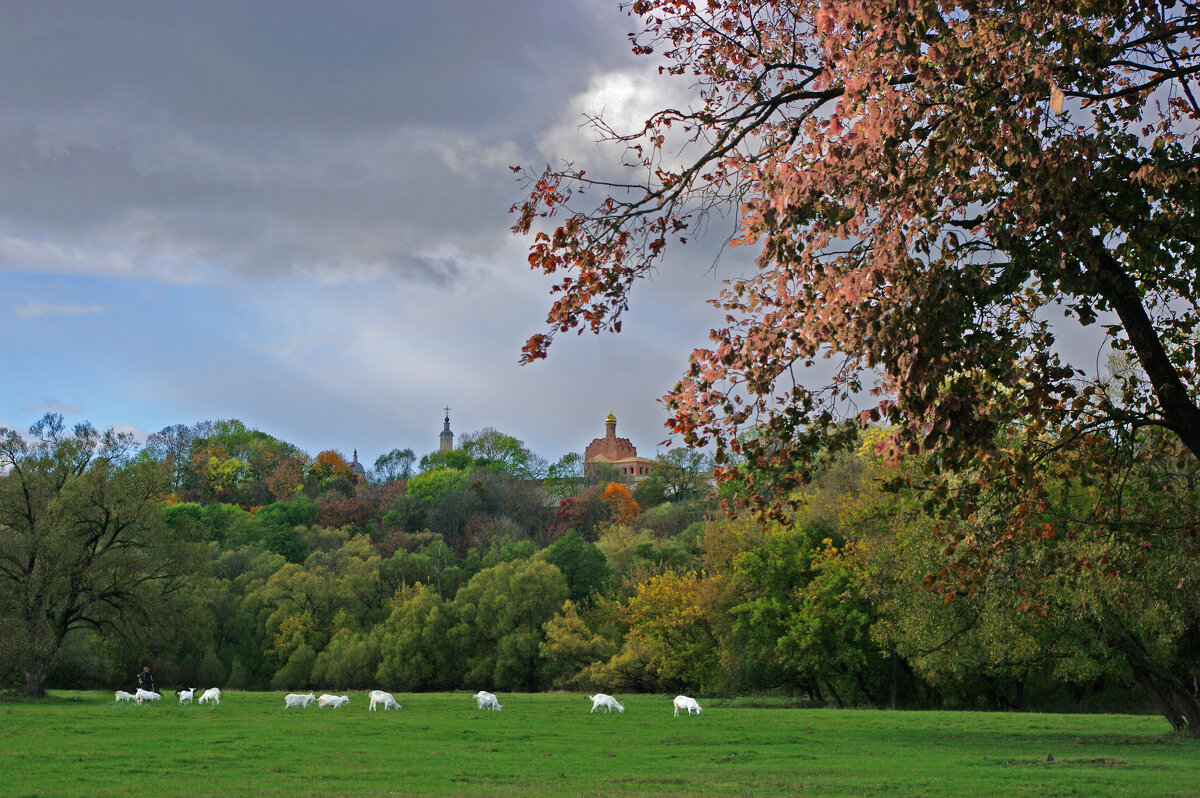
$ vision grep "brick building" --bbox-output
[584,411,654,480]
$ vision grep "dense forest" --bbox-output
[2,413,1197,723]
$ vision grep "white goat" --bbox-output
[177,687,197,705]
[284,691,316,709]
[588,693,624,713]
[473,691,502,711]
[369,690,401,711]
[318,693,350,708]
[673,695,702,716]
[115,690,136,703]
[198,687,221,705]
[134,688,161,704]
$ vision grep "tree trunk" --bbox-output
[1104,615,1200,737]
[1132,669,1200,737]
[25,669,47,698]
[824,677,844,708]
[890,651,898,710]
[1091,246,1200,459]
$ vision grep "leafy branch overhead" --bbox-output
[512,0,1200,515]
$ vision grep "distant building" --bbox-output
[584,411,654,480]
[439,407,454,452]
[349,449,367,481]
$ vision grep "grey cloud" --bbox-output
[0,1,634,286]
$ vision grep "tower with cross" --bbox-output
[439,406,454,452]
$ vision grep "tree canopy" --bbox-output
[0,415,206,696]
[513,0,1200,504]
[513,0,1200,735]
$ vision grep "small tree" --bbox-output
[652,449,712,502]
[374,448,416,482]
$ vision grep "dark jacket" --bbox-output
[138,671,155,692]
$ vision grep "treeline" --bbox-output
[4,415,1198,721]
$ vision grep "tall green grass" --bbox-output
[0,691,1196,796]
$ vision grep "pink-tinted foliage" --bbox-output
[513,0,1200,520]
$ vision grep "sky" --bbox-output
[0,0,752,468]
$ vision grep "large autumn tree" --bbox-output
[514,1,1200,730]
[0,415,206,696]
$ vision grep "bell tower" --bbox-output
[439,406,454,452]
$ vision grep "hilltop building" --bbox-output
[349,450,367,480]
[439,407,454,452]
[584,411,654,480]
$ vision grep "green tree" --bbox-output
[406,468,468,510]
[458,427,548,479]
[161,419,300,506]
[271,642,317,690]
[776,539,886,707]
[374,448,416,482]
[539,600,618,689]
[0,414,206,696]
[596,524,700,599]
[450,558,568,691]
[305,450,356,497]
[652,449,712,502]
[546,452,584,497]
[311,627,382,689]
[419,448,473,472]
[624,570,722,692]
[142,423,198,490]
[376,583,460,690]
[541,531,610,604]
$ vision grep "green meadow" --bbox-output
[1,692,1196,797]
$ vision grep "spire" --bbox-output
[439,406,454,451]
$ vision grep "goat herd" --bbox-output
[113,687,704,717]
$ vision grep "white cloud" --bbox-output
[420,135,524,179]
[537,63,703,176]
[111,421,152,443]
[0,226,209,284]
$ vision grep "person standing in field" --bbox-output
[137,665,155,693]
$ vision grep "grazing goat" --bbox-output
[115,690,136,703]
[135,688,161,704]
[588,693,624,713]
[318,693,350,708]
[473,691,502,711]
[198,687,221,705]
[369,690,401,711]
[178,687,197,705]
[284,691,316,709]
[673,695,702,716]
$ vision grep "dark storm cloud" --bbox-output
[1,0,742,462]
[0,0,631,284]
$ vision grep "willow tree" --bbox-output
[514,1,1200,732]
[0,415,204,696]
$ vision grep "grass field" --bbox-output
[1,691,1197,796]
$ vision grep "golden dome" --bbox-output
[605,411,617,424]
